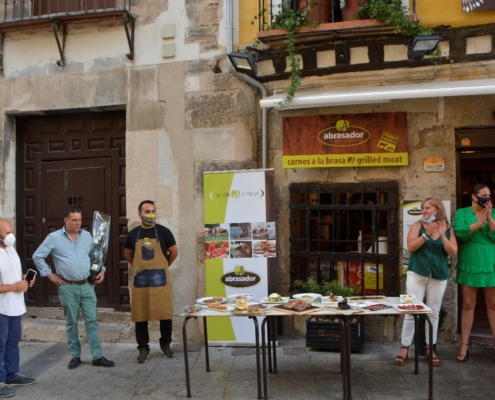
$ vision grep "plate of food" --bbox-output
[394,304,430,312]
[183,305,204,314]
[260,293,290,304]
[292,293,322,303]
[205,303,234,312]
[232,299,267,315]
[321,295,343,307]
[227,293,256,301]
[196,296,227,305]
[400,294,417,303]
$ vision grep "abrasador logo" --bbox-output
[317,119,370,147]
[221,267,260,288]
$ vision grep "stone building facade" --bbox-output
[0,0,494,346]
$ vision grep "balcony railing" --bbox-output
[0,0,132,28]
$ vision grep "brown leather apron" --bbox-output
[131,227,173,322]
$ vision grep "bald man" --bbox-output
[0,219,36,398]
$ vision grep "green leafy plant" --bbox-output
[252,2,318,104]
[357,0,446,65]
[292,277,323,294]
[291,277,359,297]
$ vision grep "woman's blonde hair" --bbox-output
[421,197,449,224]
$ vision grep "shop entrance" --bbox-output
[456,128,495,337]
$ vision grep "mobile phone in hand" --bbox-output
[25,269,37,283]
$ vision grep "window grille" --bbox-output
[289,182,399,295]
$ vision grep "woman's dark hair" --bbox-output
[472,184,489,195]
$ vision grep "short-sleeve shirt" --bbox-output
[0,247,26,316]
[124,224,176,260]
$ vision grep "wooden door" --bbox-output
[40,158,112,306]
[16,111,129,311]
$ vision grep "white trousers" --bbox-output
[401,271,448,346]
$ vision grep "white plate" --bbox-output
[260,296,290,304]
[321,295,343,307]
[227,293,256,301]
[292,293,322,303]
[204,304,234,312]
[400,294,417,303]
[196,296,227,305]
[183,305,204,314]
[394,304,431,312]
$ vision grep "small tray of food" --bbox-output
[400,294,417,303]
[394,304,431,312]
[321,295,343,307]
[205,304,234,312]
[292,293,322,303]
[183,305,204,314]
[196,296,227,305]
[360,303,393,312]
[227,293,256,301]
[260,293,290,304]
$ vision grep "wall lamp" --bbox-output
[227,51,257,76]
[407,35,442,58]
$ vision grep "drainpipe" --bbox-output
[226,0,269,169]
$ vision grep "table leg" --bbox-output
[203,317,210,372]
[413,315,419,374]
[425,315,434,400]
[271,317,277,374]
[344,316,352,400]
[250,316,262,400]
[182,316,194,398]
[338,317,348,400]
[261,317,269,399]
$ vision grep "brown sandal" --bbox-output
[425,346,440,367]
[395,345,409,366]
[457,343,469,363]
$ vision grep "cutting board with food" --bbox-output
[271,299,324,315]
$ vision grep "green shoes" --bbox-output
[161,344,174,358]
[137,348,150,364]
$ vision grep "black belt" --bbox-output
[64,278,89,285]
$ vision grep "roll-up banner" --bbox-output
[203,169,276,345]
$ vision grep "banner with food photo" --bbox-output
[203,169,276,344]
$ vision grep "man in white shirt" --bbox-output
[0,219,36,398]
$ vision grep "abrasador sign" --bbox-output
[282,112,408,168]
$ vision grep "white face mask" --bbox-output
[2,233,16,247]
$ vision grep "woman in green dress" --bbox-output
[454,184,495,362]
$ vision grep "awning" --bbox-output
[259,78,495,110]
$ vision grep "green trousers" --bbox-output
[58,283,103,360]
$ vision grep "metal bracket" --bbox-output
[123,13,135,61]
[52,21,67,67]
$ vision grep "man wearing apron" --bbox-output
[124,200,178,364]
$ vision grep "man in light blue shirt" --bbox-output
[33,206,115,370]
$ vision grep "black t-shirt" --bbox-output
[124,224,176,260]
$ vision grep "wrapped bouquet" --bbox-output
[90,211,111,282]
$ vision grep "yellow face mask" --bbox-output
[141,213,156,226]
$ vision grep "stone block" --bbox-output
[193,128,236,161]
[185,92,244,129]
[126,130,158,187]
[127,101,166,131]
[156,186,174,218]
[384,44,408,62]
[466,35,492,54]
[350,46,369,65]
[129,67,158,103]
[256,59,275,76]
[317,50,336,68]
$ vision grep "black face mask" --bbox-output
[475,195,491,208]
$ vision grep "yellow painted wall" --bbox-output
[238,0,495,45]
[416,0,495,27]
